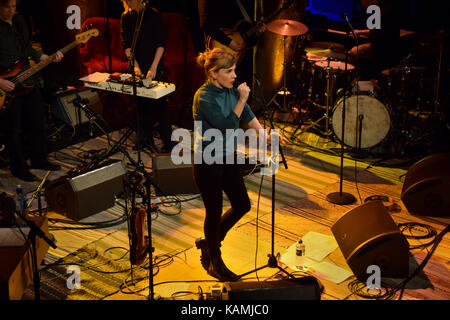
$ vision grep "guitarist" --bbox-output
[202,0,266,90]
[0,0,63,182]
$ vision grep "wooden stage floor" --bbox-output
[0,126,449,301]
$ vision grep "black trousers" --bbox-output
[136,96,172,148]
[2,88,47,172]
[134,66,173,149]
[193,158,251,256]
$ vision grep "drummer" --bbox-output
[346,0,406,80]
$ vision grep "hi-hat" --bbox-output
[267,19,308,36]
[305,47,346,60]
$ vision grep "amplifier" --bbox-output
[51,88,103,126]
[152,154,199,196]
[221,277,322,300]
[45,161,126,220]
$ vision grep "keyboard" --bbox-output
[80,72,176,99]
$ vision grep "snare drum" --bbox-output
[311,60,355,107]
[331,90,393,149]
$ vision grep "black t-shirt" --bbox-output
[0,14,42,71]
[120,6,166,75]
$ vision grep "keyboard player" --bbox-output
[120,0,174,153]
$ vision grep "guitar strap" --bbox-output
[235,0,252,23]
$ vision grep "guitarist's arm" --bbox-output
[17,14,44,64]
[204,18,246,52]
[203,1,242,50]
[18,14,64,64]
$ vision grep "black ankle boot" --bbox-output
[195,237,210,272]
[208,253,240,282]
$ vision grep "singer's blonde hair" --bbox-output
[196,48,236,79]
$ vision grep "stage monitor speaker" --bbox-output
[401,153,450,217]
[221,277,322,300]
[151,154,199,196]
[51,88,103,126]
[45,161,126,221]
[331,201,410,281]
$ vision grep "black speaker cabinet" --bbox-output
[401,153,450,217]
[152,154,199,196]
[222,277,322,300]
[45,161,126,220]
[51,88,103,126]
[331,201,409,281]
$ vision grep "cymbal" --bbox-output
[309,41,346,53]
[267,19,308,36]
[304,47,346,60]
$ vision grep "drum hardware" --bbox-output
[292,59,334,138]
[292,57,356,141]
[309,61,334,136]
[265,20,308,113]
[433,29,445,120]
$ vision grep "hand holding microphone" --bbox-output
[237,82,250,103]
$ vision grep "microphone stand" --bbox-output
[73,79,164,301]
[326,13,356,205]
[15,172,57,300]
[103,0,112,73]
[239,75,294,279]
[129,1,148,168]
[125,1,158,300]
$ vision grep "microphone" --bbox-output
[72,96,89,106]
[341,12,358,43]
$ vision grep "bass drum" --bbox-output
[331,91,393,149]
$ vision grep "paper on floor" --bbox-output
[280,238,353,284]
[302,231,339,261]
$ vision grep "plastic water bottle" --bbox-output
[15,185,26,227]
[296,238,307,271]
[296,238,305,256]
[15,185,24,213]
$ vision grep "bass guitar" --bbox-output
[127,172,149,266]
[205,0,294,63]
[0,28,99,113]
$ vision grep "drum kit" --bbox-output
[264,18,445,155]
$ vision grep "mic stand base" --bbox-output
[326,191,356,205]
[239,254,295,279]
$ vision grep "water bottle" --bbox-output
[296,238,305,257]
[15,185,26,227]
[15,185,24,213]
[295,238,307,271]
